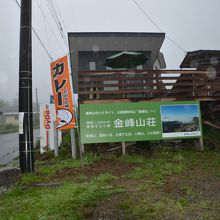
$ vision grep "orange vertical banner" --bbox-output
[50,55,76,130]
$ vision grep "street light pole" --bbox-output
[19,0,34,172]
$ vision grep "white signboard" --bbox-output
[19,112,24,134]
[40,104,62,154]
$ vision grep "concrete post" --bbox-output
[122,142,126,155]
[194,137,204,151]
[199,137,204,151]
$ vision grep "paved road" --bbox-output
[0,130,39,166]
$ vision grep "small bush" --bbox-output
[0,123,18,134]
[203,124,220,150]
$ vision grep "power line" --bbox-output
[45,0,69,49]
[32,28,53,60]
[14,0,20,7]
[50,0,69,48]
[36,0,66,51]
[52,0,69,32]
[132,0,187,54]
[14,0,53,60]
[37,0,51,53]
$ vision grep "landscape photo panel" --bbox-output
[160,104,201,138]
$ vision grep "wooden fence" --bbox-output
[78,70,220,103]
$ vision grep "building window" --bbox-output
[136,65,143,70]
[89,62,96,70]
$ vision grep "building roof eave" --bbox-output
[180,50,220,68]
[68,32,165,63]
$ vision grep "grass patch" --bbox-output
[152,172,165,186]
[0,181,123,220]
[37,159,81,175]
[118,195,184,220]
[19,173,45,185]
[124,167,149,179]
[82,152,100,166]
[93,173,118,183]
[37,152,100,176]
[118,193,217,220]
[1,148,220,219]
[118,154,146,164]
[16,153,102,185]
[122,152,185,186]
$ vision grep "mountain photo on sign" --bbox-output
[160,104,201,138]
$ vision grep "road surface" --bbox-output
[0,130,39,166]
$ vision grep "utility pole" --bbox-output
[19,0,34,172]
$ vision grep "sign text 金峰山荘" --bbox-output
[80,101,202,144]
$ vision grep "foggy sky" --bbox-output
[0,0,220,104]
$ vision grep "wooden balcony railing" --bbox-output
[78,70,220,103]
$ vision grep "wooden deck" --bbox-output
[78,69,220,103]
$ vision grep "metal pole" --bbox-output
[70,129,77,159]
[19,0,34,173]
[35,88,39,114]
[53,122,59,157]
[122,142,126,155]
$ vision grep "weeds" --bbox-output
[0,180,123,219]
[118,196,183,220]
[37,152,99,176]
[38,159,81,175]
[93,173,118,183]
[118,154,146,164]
[82,152,100,166]
[19,173,45,185]
[1,147,219,219]
[123,167,149,179]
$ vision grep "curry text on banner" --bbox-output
[50,55,76,130]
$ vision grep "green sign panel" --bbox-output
[80,101,202,144]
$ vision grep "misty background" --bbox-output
[0,0,220,109]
